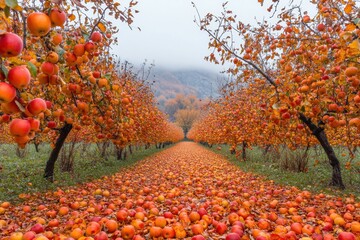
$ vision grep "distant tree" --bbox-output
[175,109,201,137]
[164,94,203,121]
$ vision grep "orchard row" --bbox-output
[0,0,183,179]
[188,0,360,189]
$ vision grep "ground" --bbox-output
[0,142,359,239]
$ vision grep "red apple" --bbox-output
[9,118,31,137]
[94,231,108,240]
[1,114,11,123]
[338,232,356,240]
[41,62,57,75]
[1,100,20,114]
[0,32,23,57]
[86,221,101,236]
[22,231,36,240]
[91,31,102,42]
[162,226,175,238]
[30,223,44,234]
[163,211,173,219]
[191,235,206,240]
[121,225,135,239]
[85,41,95,53]
[28,118,40,131]
[216,222,228,235]
[0,82,17,103]
[47,121,57,129]
[27,98,47,115]
[226,233,241,240]
[8,66,31,89]
[49,8,66,27]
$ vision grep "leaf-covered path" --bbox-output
[1,142,359,239]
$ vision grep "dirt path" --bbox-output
[1,142,359,239]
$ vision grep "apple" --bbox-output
[46,51,59,64]
[27,98,47,115]
[7,66,31,89]
[163,211,173,219]
[149,226,162,238]
[291,222,303,234]
[91,31,102,42]
[94,231,108,240]
[85,41,95,53]
[338,232,356,240]
[49,8,66,27]
[191,224,204,235]
[52,33,63,45]
[45,100,52,109]
[27,12,52,36]
[0,82,17,103]
[30,223,44,234]
[86,221,101,236]
[0,32,23,57]
[162,226,175,238]
[28,118,40,131]
[317,23,326,32]
[1,114,10,123]
[73,43,85,56]
[22,231,36,240]
[9,119,31,137]
[1,100,20,114]
[226,233,241,240]
[216,222,228,235]
[9,232,23,240]
[191,235,206,240]
[121,225,135,239]
[41,62,57,75]
[155,216,167,227]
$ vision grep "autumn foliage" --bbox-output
[0,0,183,179]
[189,0,360,189]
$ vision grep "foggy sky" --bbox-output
[115,0,271,72]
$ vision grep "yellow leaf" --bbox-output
[97,21,106,33]
[13,5,22,11]
[0,0,5,8]
[69,14,76,21]
[344,4,353,15]
[345,23,356,31]
[349,39,359,49]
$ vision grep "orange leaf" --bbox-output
[345,23,356,31]
[68,14,76,21]
[0,0,5,8]
[97,21,106,33]
[349,39,360,50]
[344,4,353,15]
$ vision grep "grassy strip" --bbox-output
[0,143,170,203]
[204,144,360,199]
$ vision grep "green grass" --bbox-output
[206,144,360,199]
[0,143,169,203]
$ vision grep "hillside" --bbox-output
[148,68,221,108]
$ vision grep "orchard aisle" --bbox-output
[1,142,359,239]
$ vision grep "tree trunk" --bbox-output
[44,123,73,182]
[129,145,133,154]
[34,142,40,153]
[117,147,123,160]
[242,141,247,161]
[299,113,345,189]
[263,145,271,155]
[123,149,127,160]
